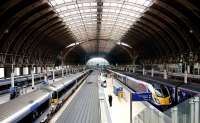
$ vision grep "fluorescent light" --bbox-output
[65,41,86,48]
[117,42,132,48]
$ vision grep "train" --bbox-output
[0,69,69,95]
[0,70,91,123]
[127,76,171,105]
[109,70,171,105]
[108,69,200,108]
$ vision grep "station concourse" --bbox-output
[0,0,200,123]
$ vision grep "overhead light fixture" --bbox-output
[65,41,86,48]
[117,42,132,48]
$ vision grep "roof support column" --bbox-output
[62,66,64,78]
[44,67,48,84]
[132,66,135,73]
[129,66,131,72]
[184,70,188,84]
[52,68,55,82]
[23,67,28,75]
[151,67,154,77]
[37,67,41,74]
[31,65,35,89]
[163,64,167,79]
[11,64,14,88]
[142,66,145,75]
[187,65,190,74]
[164,69,167,79]
[10,64,16,100]
[66,68,68,76]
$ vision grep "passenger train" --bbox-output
[0,69,67,95]
[109,69,200,107]
[0,70,91,123]
[113,72,171,105]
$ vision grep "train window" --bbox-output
[52,91,57,99]
[154,86,169,98]
[155,89,162,97]
[161,86,169,97]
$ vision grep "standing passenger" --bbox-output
[108,95,113,107]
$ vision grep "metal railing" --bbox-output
[133,102,172,123]
[164,96,200,123]
[133,96,200,123]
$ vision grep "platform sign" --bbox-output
[132,92,152,101]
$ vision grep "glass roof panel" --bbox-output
[49,0,154,52]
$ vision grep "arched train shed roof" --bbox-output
[0,0,199,66]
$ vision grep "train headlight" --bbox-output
[155,98,160,104]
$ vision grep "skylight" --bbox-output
[49,0,154,52]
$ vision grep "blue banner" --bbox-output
[132,92,152,101]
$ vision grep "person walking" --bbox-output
[108,94,113,107]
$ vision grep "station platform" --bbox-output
[53,71,100,123]
[0,82,43,105]
[49,70,178,123]
[102,76,146,123]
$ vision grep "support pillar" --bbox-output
[37,67,41,73]
[151,68,154,77]
[132,67,135,73]
[62,67,64,77]
[52,69,55,82]
[44,69,47,84]
[11,64,15,88]
[31,69,34,89]
[194,96,199,123]
[23,67,28,75]
[184,70,188,84]
[66,68,68,76]
[187,65,190,74]
[11,72,14,88]
[142,67,145,75]
[164,69,167,79]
